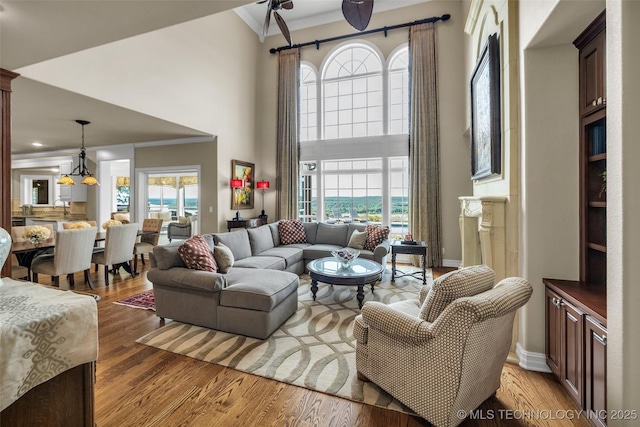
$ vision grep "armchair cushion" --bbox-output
[419,264,495,322]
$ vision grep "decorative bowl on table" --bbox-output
[331,248,360,269]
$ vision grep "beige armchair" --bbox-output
[167,215,195,242]
[31,227,98,288]
[354,265,533,427]
[91,223,139,285]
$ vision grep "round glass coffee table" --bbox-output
[307,257,384,309]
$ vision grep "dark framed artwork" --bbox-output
[470,33,501,180]
[231,160,254,209]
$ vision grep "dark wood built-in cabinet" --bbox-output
[577,11,607,286]
[544,11,607,427]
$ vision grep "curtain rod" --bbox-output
[269,13,450,54]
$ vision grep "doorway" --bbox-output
[136,166,200,242]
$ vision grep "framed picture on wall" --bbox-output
[470,33,501,180]
[231,160,254,210]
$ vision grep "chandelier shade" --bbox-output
[58,119,100,186]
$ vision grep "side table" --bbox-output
[227,218,266,232]
[390,240,428,285]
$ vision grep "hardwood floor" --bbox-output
[45,264,589,427]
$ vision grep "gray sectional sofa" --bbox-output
[147,221,390,339]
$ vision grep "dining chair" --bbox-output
[31,226,98,288]
[61,220,97,229]
[11,258,29,280]
[91,223,139,286]
[11,224,55,243]
[133,218,163,273]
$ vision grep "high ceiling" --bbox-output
[2,0,430,156]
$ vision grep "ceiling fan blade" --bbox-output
[256,0,269,4]
[342,0,374,31]
[263,0,273,37]
[274,11,292,46]
[281,0,294,10]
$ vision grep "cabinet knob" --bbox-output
[597,97,603,105]
[592,100,597,106]
[601,334,607,344]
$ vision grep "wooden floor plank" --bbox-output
[31,264,589,427]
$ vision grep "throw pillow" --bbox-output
[347,229,368,250]
[178,235,217,272]
[178,216,190,225]
[213,242,234,274]
[363,224,390,251]
[278,219,307,245]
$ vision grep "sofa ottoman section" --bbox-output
[218,269,299,339]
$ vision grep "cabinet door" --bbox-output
[561,300,584,406]
[585,316,607,427]
[545,288,563,377]
[579,26,606,116]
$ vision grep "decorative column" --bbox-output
[458,197,482,268]
[458,196,507,281]
[1,69,20,278]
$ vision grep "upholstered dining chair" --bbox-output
[31,227,98,288]
[133,218,163,273]
[91,223,139,286]
[11,259,29,280]
[61,220,97,229]
[11,224,55,243]
[354,265,533,427]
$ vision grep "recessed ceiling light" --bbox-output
[32,142,43,147]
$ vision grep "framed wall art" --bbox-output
[231,159,254,209]
[470,33,501,180]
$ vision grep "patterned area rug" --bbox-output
[114,289,155,311]
[136,269,431,413]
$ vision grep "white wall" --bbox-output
[606,0,640,418]
[519,44,580,354]
[17,10,264,232]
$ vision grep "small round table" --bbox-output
[307,257,384,309]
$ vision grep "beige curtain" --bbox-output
[275,48,300,220]
[409,22,442,267]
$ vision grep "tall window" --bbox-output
[299,42,409,235]
[299,64,317,142]
[322,45,383,139]
[388,49,410,134]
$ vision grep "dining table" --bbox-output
[11,230,157,282]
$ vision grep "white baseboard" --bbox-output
[516,342,552,373]
[442,259,461,268]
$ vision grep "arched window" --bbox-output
[322,44,383,139]
[298,42,410,238]
[299,63,318,142]
[388,47,409,134]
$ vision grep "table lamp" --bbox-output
[230,179,244,220]
[257,180,270,220]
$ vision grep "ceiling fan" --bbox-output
[342,0,374,32]
[258,0,294,46]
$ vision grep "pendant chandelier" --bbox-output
[58,120,100,186]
